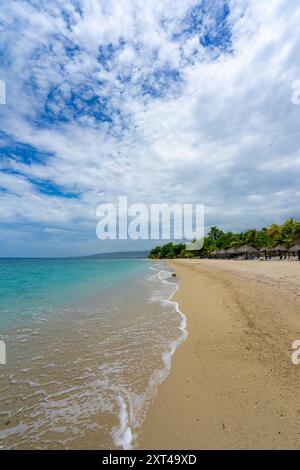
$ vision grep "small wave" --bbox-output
[111,262,188,450]
[112,395,133,450]
[147,269,187,391]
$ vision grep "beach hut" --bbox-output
[289,243,300,260]
[236,245,258,259]
[210,250,218,258]
[218,249,227,259]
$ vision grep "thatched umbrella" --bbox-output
[272,245,287,252]
[226,247,239,258]
[259,247,272,259]
[236,245,258,259]
[289,243,300,252]
[271,245,288,259]
[289,243,300,259]
[218,249,227,259]
[259,247,272,253]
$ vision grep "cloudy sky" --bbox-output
[0,0,300,257]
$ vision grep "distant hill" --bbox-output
[82,251,149,259]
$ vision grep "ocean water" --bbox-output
[0,258,187,449]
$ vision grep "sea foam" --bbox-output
[111,263,188,450]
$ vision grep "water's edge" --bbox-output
[113,262,188,450]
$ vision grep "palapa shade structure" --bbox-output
[272,245,288,253]
[289,243,300,259]
[235,245,258,255]
[233,245,258,259]
[259,247,272,253]
[210,250,218,257]
[259,247,273,258]
[212,248,227,259]
[226,247,238,254]
[269,245,288,259]
[289,243,300,253]
[218,249,227,258]
[226,247,239,258]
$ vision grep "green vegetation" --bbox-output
[148,218,300,259]
[148,242,193,259]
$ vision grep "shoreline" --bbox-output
[137,259,300,449]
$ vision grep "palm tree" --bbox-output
[208,226,224,241]
[254,230,271,249]
[229,234,243,248]
[267,223,282,244]
[281,234,294,248]
[282,218,295,234]
[281,219,300,247]
[244,229,257,246]
[292,222,300,243]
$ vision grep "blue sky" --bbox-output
[0,0,300,257]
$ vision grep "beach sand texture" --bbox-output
[138,259,300,449]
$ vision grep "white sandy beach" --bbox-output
[138,259,300,449]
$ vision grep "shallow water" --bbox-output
[0,258,186,449]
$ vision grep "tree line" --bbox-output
[148,218,300,259]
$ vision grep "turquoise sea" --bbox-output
[0,258,148,328]
[0,258,187,449]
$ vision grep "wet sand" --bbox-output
[137,259,300,449]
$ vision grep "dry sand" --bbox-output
[137,259,300,449]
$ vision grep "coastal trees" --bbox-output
[148,219,300,259]
[265,219,300,248]
[149,243,186,259]
[148,246,162,259]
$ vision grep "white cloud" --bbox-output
[0,0,300,255]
